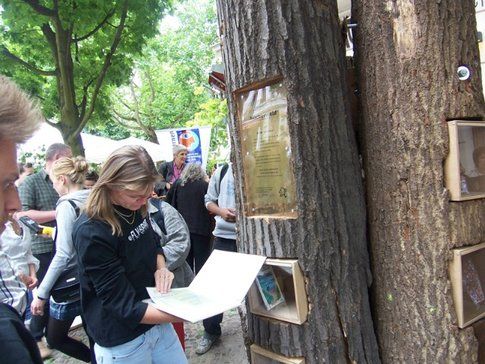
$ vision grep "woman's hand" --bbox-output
[154,267,174,294]
[31,297,46,316]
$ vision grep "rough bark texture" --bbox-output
[217,1,379,363]
[353,0,485,362]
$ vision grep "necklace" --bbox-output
[114,208,136,225]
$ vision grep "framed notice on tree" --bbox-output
[235,77,297,218]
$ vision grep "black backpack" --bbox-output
[149,198,167,235]
[219,163,229,191]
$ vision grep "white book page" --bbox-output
[146,250,266,322]
[189,250,266,302]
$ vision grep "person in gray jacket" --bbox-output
[30,156,91,362]
[148,197,193,349]
[196,163,237,355]
[148,198,193,289]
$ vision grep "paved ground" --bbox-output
[44,306,249,363]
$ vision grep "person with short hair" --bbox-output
[73,145,187,363]
[16,162,34,187]
[196,162,237,355]
[0,74,43,364]
[156,144,188,196]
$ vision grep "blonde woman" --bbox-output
[72,145,186,363]
[30,156,91,362]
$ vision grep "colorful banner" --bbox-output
[171,128,203,165]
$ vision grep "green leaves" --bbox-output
[107,0,220,140]
[0,0,170,153]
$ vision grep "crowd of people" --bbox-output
[0,75,237,363]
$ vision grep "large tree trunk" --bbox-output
[217,1,379,363]
[354,0,485,362]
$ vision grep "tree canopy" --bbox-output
[103,0,220,143]
[0,0,171,154]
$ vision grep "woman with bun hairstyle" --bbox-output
[31,156,91,362]
[73,145,187,363]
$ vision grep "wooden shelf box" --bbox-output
[449,242,485,328]
[445,120,485,201]
[248,258,308,325]
[250,344,305,364]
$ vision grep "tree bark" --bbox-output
[353,0,485,362]
[217,1,379,363]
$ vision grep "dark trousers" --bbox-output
[202,237,237,336]
[30,252,52,341]
[186,233,212,275]
[0,303,42,363]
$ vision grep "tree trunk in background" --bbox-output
[353,0,485,362]
[217,1,379,363]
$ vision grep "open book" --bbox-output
[147,250,266,323]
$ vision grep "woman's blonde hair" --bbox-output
[51,156,89,185]
[84,145,159,236]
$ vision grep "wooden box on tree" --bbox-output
[445,120,485,201]
[449,242,485,328]
[248,258,308,325]
[250,344,305,364]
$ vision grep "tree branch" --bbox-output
[145,70,156,105]
[73,8,116,42]
[79,78,95,121]
[118,97,150,118]
[21,0,56,17]
[119,98,136,113]
[129,81,142,123]
[1,46,57,76]
[112,112,143,131]
[113,108,137,122]
[76,0,129,135]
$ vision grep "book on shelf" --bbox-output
[255,265,285,310]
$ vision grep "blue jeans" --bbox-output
[94,324,187,364]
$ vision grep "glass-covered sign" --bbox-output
[237,81,297,217]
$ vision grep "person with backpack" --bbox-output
[30,156,92,362]
[17,143,72,359]
[195,162,236,355]
[72,145,187,363]
[148,197,193,349]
